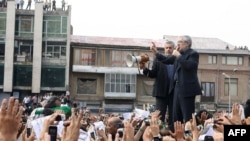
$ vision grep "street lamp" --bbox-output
[222,72,231,113]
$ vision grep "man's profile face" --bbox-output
[164,43,174,55]
[177,37,189,51]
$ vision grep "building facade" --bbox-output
[0,1,71,100]
[70,35,250,113]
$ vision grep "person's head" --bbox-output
[44,96,61,108]
[106,117,123,137]
[195,109,212,125]
[246,99,250,106]
[164,40,175,55]
[177,35,192,52]
[244,100,250,118]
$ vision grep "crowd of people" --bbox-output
[0,95,250,141]
[0,35,250,141]
[2,0,67,11]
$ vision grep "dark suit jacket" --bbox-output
[142,57,170,98]
[159,48,202,97]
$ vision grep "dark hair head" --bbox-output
[246,99,250,105]
[44,96,60,108]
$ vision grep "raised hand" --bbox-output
[0,97,24,141]
[150,42,158,55]
[62,108,83,141]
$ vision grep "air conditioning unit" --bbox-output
[17,55,26,62]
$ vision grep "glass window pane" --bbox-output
[111,74,115,83]
[105,50,111,66]
[205,83,210,96]
[201,83,206,95]
[116,84,121,92]
[116,74,120,83]
[54,53,60,58]
[222,56,226,64]
[121,74,125,83]
[125,84,130,92]
[0,17,6,32]
[121,84,126,92]
[105,83,110,92]
[13,65,32,86]
[230,84,237,96]
[47,46,53,53]
[41,67,65,87]
[111,84,115,92]
[62,17,67,33]
[47,21,61,33]
[61,47,66,57]
[21,20,32,32]
[105,74,110,82]
[126,75,130,83]
[239,57,243,65]
[54,46,60,52]
[211,83,215,96]
[208,56,212,64]
[224,83,229,96]
[213,56,217,64]
[227,56,237,65]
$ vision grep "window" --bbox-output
[13,65,32,86]
[224,78,238,96]
[0,42,5,61]
[42,44,66,59]
[41,66,65,87]
[77,78,97,94]
[111,50,129,67]
[74,48,97,65]
[14,42,33,62]
[111,50,153,68]
[208,55,217,64]
[73,48,153,67]
[43,16,67,38]
[0,12,6,35]
[201,82,215,102]
[222,56,243,65]
[201,82,215,97]
[105,73,136,94]
[15,16,34,37]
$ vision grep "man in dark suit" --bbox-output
[153,35,202,125]
[141,40,175,129]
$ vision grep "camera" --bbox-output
[144,118,150,126]
[204,135,214,141]
[184,130,192,137]
[22,116,27,123]
[117,128,123,138]
[90,132,96,140]
[48,126,57,141]
[27,128,31,137]
[55,114,66,121]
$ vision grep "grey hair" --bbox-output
[165,40,175,48]
[180,35,192,47]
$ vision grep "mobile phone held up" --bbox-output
[27,128,31,137]
[55,114,66,121]
[48,126,57,141]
